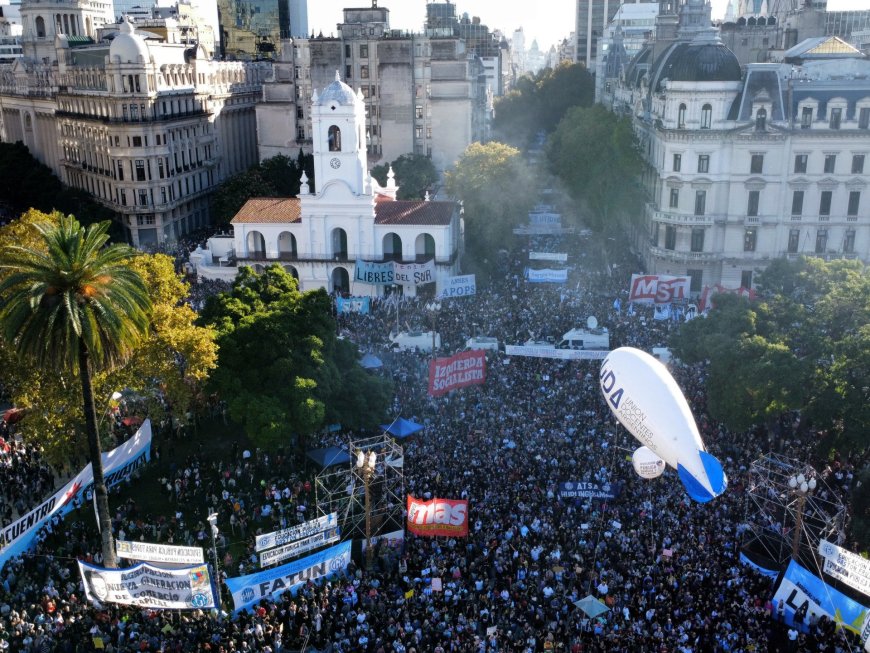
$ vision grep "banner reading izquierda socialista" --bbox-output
[428,349,486,397]
[77,559,216,610]
[225,541,351,613]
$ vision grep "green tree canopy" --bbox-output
[371,153,438,200]
[200,265,391,450]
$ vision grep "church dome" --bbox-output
[110,19,150,64]
[318,71,357,106]
[651,37,741,91]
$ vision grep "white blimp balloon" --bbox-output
[632,446,665,479]
[600,347,727,503]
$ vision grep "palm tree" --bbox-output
[0,215,151,567]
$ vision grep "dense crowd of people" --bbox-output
[0,224,863,653]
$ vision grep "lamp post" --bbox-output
[392,284,401,334]
[356,450,378,570]
[425,300,441,357]
[788,472,817,561]
[206,512,222,610]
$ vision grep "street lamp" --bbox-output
[391,284,401,335]
[356,450,378,570]
[788,472,817,561]
[206,511,222,610]
[425,300,441,356]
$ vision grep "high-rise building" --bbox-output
[288,0,306,38]
[217,0,305,58]
[574,0,620,69]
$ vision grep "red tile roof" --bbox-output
[231,198,301,224]
[375,200,456,226]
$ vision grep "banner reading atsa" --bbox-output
[407,496,468,537]
[428,349,486,397]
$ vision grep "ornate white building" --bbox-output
[193,73,462,296]
[607,0,870,291]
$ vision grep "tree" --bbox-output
[200,265,391,450]
[445,142,535,279]
[371,153,438,200]
[0,215,152,567]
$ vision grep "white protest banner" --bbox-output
[0,421,152,569]
[116,540,204,565]
[393,260,435,286]
[527,268,568,283]
[78,560,216,610]
[259,527,340,567]
[529,252,568,263]
[438,274,476,299]
[256,512,338,552]
[819,539,870,596]
[504,345,608,360]
[226,541,351,613]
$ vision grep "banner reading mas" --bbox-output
[407,496,468,537]
[428,350,486,397]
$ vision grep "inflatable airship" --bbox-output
[599,347,727,503]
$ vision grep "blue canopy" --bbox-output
[381,417,424,438]
[360,353,383,369]
[306,446,351,468]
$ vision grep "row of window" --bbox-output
[672,152,865,175]
[116,172,212,207]
[667,187,862,218]
[657,224,856,255]
[674,103,870,130]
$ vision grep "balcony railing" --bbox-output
[649,246,719,264]
[235,251,456,265]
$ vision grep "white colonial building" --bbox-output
[193,73,462,296]
[606,0,870,292]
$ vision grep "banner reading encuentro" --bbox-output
[428,350,486,397]
[407,496,468,537]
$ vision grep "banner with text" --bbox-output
[336,296,371,314]
[438,274,476,299]
[407,496,468,537]
[773,559,868,633]
[697,284,756,313]
[260,527,340,567]
[116,540,204,565]
[428,350,486,397]
[558,481,622,500]
[819,539,870,597]
[78,559,215,610]
[528,212,561,226]
[0,421,152,569]
[628,274,691,304]
[354,259,435,286]
[226,541,351,613]
[527,268,568,283]
[256,512,338,552]
[529,252,568,263]
[504,345,608,360]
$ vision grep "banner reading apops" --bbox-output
[78,560,216,610]
[407,496,468,537]
[226,541,351,613]
[428,350,486,397]
[0,421,152,569]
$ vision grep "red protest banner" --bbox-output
[428,349,486,397]
[406,496,468,537]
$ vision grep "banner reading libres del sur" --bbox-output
[0,420,152,570]
[354,259,435,286]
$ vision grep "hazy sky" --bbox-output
[307,0,868,52]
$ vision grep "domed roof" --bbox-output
[318,71,357,106]
[110,19,150,64]
[651,39,741,91]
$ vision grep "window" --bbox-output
[677,103,686,128]
[296,106,304,119]
[824,155,836,174]
[669,188,679,208]
[741,270,753,289]
[829,107,842,130]
[747,190,760,216]
[664,225,676,250]
[697,155,709,173]
[750,154,764,174]
[848,191,860,217]
[138,189,148,206]
[788,229,800,253]
[415,126,423,139]
[328,125,341,152]
[360,44,368,57]
[743,228,757,251]
[701,104,712,129]
[360,65,369,79]
[687,269,703,293]
[819,191,832,216]
[415,105,423,120]
[844,229,856,254]
[815,229,828,253]
[160,187,167,204]
[119,189,127,206]
[801,107,813,129]
[652,223,660,247]
[132,135,142,147]
[694,190,706,216]
[794,154,807,173]
[791,191,804,216]
[135,160,145,181]
[755,108,766,131]
[116,160,124,181]
[852,155,865,174]
[673,153,682,172]
[345,64,352,79]
[344,44,351,58]
[860,108,870,130]
[690,228,705,252]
